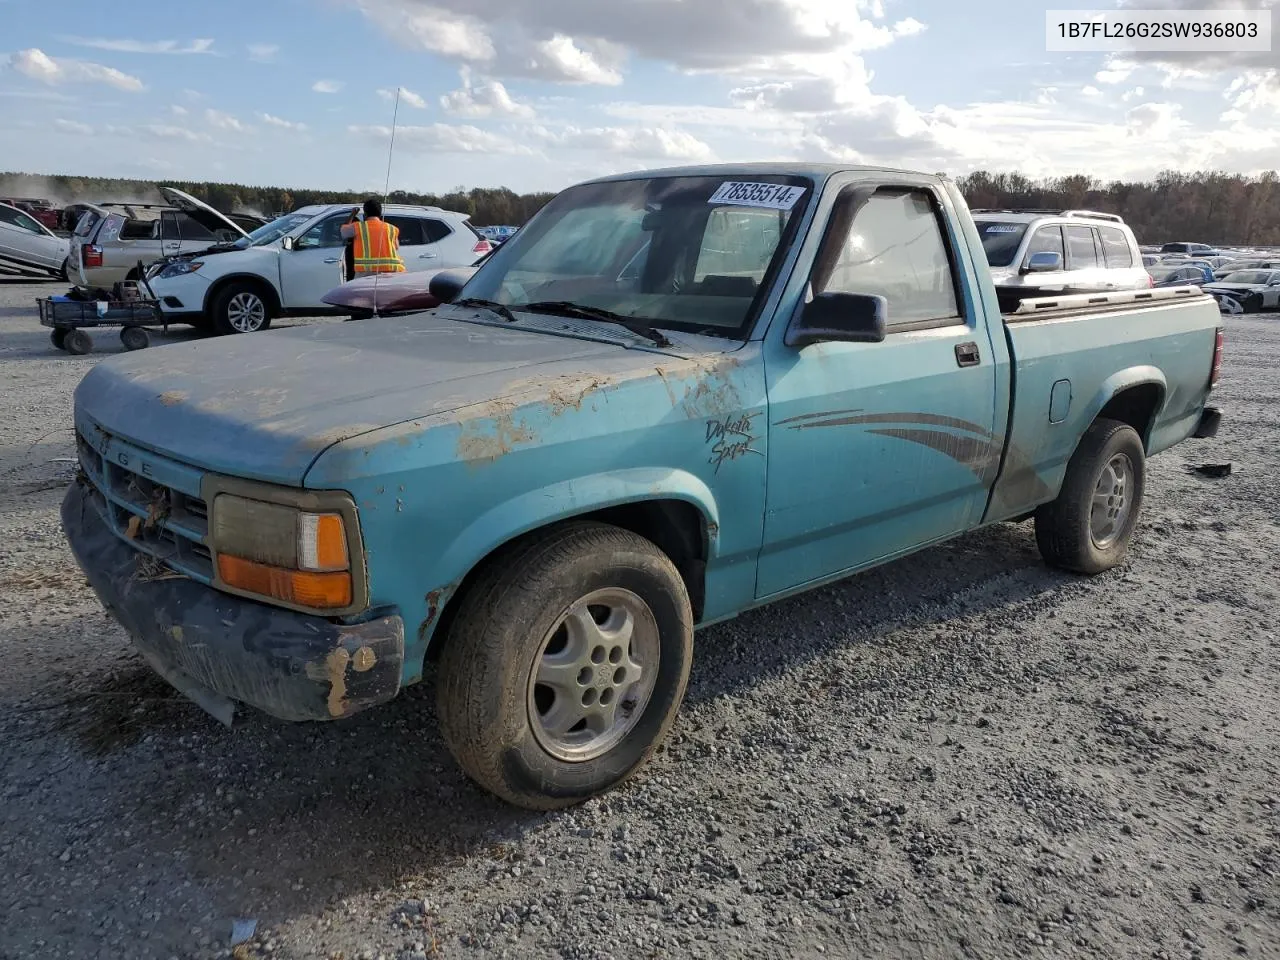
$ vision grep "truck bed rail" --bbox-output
[1005,285,1213,323]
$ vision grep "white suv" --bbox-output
[145,203,492,334]
[970,209,1150,310]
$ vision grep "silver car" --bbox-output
[970,209,1149,309]
[70,186,250,290]
[0,201,70,279]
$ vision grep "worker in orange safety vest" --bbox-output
[339,198,406,275]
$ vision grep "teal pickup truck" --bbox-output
[62,164,1224,809]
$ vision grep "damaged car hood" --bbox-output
[73,311,706,486]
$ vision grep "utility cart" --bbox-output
[37,277,167,355]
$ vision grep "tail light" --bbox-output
[81,244,103,268]
[1146,273,1154,287]
[473,239,493,255]
[1209,327,1224,388]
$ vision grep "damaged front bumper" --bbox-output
[61,481,404,725]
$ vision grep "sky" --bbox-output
[0,0,1277,195]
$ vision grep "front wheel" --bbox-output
[211,284,273,335]
[1035,417,1146,574]
[436,522,694,810]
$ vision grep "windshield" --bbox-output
[972,221,1029,267]
[238,212,314,248]
[457,174,812,339]
[1148,268,1186,282]
[1220,271,1274,284]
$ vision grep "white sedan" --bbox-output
[1203,269,1280,313]
[0,201,69,279]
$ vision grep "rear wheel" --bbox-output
[1243,292,1264,314]
[211,283,273,335]
[1035,417,1146,574]
[63,329,92,356]
[50,329,68,351]
[120,326,150,351]
[436,522,694,810]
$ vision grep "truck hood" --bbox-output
[73,311,705,486]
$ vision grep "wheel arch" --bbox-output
[1083,367,1167,451]
[422,474,720,661]
[202,272,283,317]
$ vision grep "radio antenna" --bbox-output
[383,86,401,204]
[373,85,402,319]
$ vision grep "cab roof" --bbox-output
[577,162,951,187]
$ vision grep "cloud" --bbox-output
[204,108,249,132]
[1115,0,1279,77]
[1125,101,1184,139]
[729,57,876,114]
[347,122,536,154]
[170,104,188,116]
[1082,85,1102,97]
[60,36,216,55]
[1226,69,1280,115]
[440,68,535,118]
[352,0,922,86]
[1096,59,1136,84]
[534,124,716,162]
[138,124,212,143]
[5,48,145,91]
[526,35,623,85]
[377,86,428,109]
[53,118,93,135]
[312,79,343,93]
[248,43,280,62]
[259,112,307,131]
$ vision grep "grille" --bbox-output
[76,425,214,582]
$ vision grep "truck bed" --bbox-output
[1002,285,1213,323]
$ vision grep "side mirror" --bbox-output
[429,269,471,304]
[1022,251,1062,274]
[785,291,887,348]
[281,236,295,251]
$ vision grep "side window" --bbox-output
[1064,226,1098,269]
[297,213,348,249]
[1098,226,1133,268]
[1026,225,1064,263]
[159,212,181,241]
[385,216,424,246]
[823,188,962,327]
[420,219,453,244]
[13,212,43,234]
[0,207,20,227]
[178,214,216,242]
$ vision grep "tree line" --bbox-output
[3,169,1279,243]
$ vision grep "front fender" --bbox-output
[415,467,721,641]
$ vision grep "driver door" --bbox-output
[280,212,348,308]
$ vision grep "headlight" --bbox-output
[158,261,203,279]
[210,492,357,611]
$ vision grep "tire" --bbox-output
[1035,417,1146,574]
[436,522,694,810]
[1243,292,1264,314]
[63,329,92,356]
[50,329,68,351]
[120,326,150,351]
[58,259,70,282]
[211,283,273,335]
[346,308,374,322]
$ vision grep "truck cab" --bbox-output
[62,163,1224,810]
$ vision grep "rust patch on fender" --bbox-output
[455,401,534,465]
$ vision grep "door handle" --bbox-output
[323,257,341,263]
[418,252,437,259]
[164,242,180,249]
[955,342,981,367]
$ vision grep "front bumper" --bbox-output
[61,481,404,724]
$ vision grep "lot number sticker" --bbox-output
[709,182,807,210]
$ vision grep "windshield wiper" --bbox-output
[454,297,517,323]
[515,300,673,348]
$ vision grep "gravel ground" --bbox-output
[1,278,1277,960]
